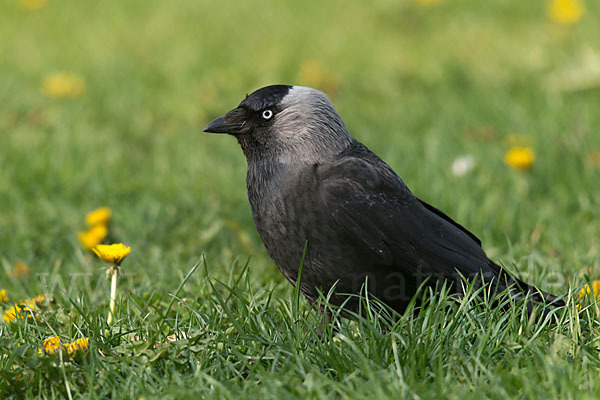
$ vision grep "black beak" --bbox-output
[203,116,241,134]
[203,107,248,135]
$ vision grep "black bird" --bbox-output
[203,84,563,316]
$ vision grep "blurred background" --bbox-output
[1,0,599,295]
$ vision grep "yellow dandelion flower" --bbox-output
[3,295,45,322]
[577,280,600,299]
[41,72,86,99]
[92,243,131,265]
[86,207,112,227]
[19,0,47,11]
[20,295,45,310]
[548,0,584,25]
[504,147,535,170]
[3,305,23,323]
[93,244,131,323]
[66,337,89,356]
[31,294,46,306]
[43,336,63,355]
[0,289,8,303]
[11,262,31,278]
[78,224,108,251]
[21,299,36,310]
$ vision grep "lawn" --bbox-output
[1,0,600,398]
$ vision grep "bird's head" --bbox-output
[203,85,353,164]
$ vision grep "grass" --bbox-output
[1,0,600,397]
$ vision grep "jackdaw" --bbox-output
[203,84,564,316]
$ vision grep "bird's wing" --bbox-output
[416,198,482,247]
[316,156,491,278]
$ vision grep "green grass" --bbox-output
[1,0,600,398]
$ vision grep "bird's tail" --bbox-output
[487,259,565,315]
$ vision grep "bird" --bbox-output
[203,84,564,318]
